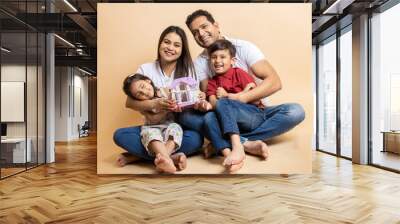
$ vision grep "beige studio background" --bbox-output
[97,3,312,174]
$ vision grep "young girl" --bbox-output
[123,73,184,174]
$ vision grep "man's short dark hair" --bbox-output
[185,9,216,28]
[208,39,236,58]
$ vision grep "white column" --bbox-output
[352,14,369,164]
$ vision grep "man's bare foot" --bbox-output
[203,143,215,159]
[223,144,245,168]
[170,152,187,171]
[243,140,269,160]
[154,153,176,174]
[117,152,140,167]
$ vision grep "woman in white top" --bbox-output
[113,26,203,171]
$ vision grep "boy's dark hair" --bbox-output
[185,9,215,28]
[207,39,236,57]
[122,73,156,100]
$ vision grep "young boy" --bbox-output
[200,39,268,172]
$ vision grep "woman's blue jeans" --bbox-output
[113,126,203,161]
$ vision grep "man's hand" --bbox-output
[216,87,228,99]
[194,100,212,112]
[228,93,246,103]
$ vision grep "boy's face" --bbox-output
[210,49,235,75]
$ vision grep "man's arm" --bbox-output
[238,59,282,103]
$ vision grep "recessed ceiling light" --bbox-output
[63,0,78,12]
[1,47,11,53]
[54,34,75,48]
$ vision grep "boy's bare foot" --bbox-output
[243,140,269,160]
[117,152,140,167]
[203,143,215,159]
[223,144,245,169]
[228,160,244,173]
[170,152,187,171]
[154,153,176,174]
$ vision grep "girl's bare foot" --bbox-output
[154,153,176,174]
[117,152,140,167]
[243,140,269,160]
[170,152,187,171]
[203,143,215,159]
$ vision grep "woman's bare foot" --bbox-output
[170,152,187,171]
[203,143,215,159]
[154,153,176,174]
[117,152,140,167]
[243,140,269,160]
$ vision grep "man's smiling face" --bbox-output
[189,16,221,48]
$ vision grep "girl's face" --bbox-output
[158,32,183,63]
[130,79,155,100]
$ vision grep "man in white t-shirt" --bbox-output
[178,9,305,171]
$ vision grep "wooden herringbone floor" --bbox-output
[1,135,400,224]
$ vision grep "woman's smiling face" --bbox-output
[158,32,183,63]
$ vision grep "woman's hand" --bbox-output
[216,87,228,99]
[198,91,206,101]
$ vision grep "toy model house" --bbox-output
[170,77,199,108]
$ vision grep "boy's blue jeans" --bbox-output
[178,99,305,154]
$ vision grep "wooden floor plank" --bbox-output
[0,135,400,223]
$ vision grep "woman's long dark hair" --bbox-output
[157,26,196,80]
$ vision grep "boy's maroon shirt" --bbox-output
[206,67,255,97]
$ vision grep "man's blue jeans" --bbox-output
[179,99,305,153]
[215,98,305,140]
[113,126,203,161]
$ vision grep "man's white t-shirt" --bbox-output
[194,37,267,104]
[194,37,265,82]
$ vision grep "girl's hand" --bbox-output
[154,98,175,111]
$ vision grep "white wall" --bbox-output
[55,66,89,141]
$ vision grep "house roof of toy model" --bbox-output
[170,77,197,89]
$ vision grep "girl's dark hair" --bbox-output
[185,9,216,28]
[208,39,236,57]
[123,73,156,100]
[157,26,196,79]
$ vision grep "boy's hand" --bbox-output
[216,87,228,99]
